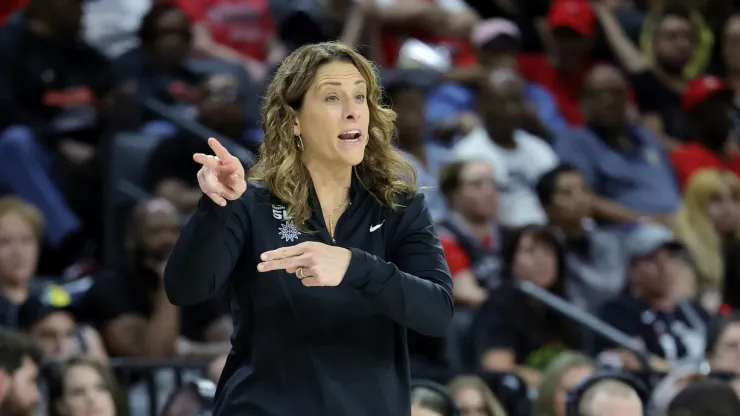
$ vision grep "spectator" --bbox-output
[705,313,740,378]
[596,4,698,147]
[555,65,679,227]
[144,73,250,214]
[16,285,107,363]
[574,378,644,416]
[517,0,598,126]
[454,68,558,226]
[671,76,740,190]
[48,356,126,416]
[472,226,578,387]
[437,160,501,309]
[446,375,507,416]
[0,328,42,416]
[426,18,567,141]
[172,0,286,82]
[674,169,740,294]
[82,198,231,359]
[0,197,43,326]
[649,361,708,416]
[536,164,627,312]
[594,224,709,371]
[534,352,595,416]
[410,380,458,416]
[0,0,117,270]
[667,378,740,416]
[385,77,450,221]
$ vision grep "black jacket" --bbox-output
[164,179,454,416]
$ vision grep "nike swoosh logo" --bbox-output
[370,222,384,232]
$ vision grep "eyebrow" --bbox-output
[318,80,366,88]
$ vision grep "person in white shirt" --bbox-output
[453,68,558,226]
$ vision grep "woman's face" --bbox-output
[724,16,740,71]
[513,233,558,288]
[552,365,594,416]
[0,213,39,285]
[710,322,740,374]
[454,161,498,221]
[57,365,116,416]
[453,387,488,416]
[706,181,740,235]
[294,61,370,169]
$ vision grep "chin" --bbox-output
[334,143,366,166]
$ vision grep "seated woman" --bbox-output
[534,352,596,416]
[675,168,740,308]
[48,356,127,416]
[411,380,459,416]
[446,375,507,416]
[471,225,577,387]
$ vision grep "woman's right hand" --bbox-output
[193,138,247,206]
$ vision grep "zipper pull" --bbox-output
[332,238,336,244]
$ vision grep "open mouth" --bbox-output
[338,129,362,142]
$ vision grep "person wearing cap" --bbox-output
[425,18,568,141]
[593,224,710,371]
[517,0,598,126]
[16,284,107,362]
[670,75,740,191]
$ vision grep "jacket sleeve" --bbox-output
[164,193,250,306]
[342,193,454,337]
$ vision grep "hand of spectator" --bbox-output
[193,138,247,206]
[257,242,352,287]
[58,139,96,167]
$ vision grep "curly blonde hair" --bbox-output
[249,42,417,232]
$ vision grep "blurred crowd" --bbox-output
[4,0,740,415]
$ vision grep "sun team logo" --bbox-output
[273,205,301,242]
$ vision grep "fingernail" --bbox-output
[261,253,268,260]
[220,200,226,206]
[257,264,264,271]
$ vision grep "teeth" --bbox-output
[343,130,360,134]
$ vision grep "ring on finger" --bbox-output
[297,267,305,279]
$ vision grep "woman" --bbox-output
[674,169,740,301]
[471,226,577,387]
[410,381,458,416]
[446,375,507,416]
[164,42,454,415]
[49,356,127,416]
[533,352,595,416]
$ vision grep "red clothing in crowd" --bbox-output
[439,232,493,278]
[172,0,275,62]
[0,0,27,24]
[671,142,740,190]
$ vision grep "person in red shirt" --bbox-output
[517,0,596,126]
[171,0,285,82]
[671,75,740,191]
[437,159,502,310]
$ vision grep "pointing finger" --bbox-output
[260,243,311,261]
[208,137,232,161]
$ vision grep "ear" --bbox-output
[293,116,300,137]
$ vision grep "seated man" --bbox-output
[0,0,117,268]
[144,73,252,214]
[572,377,643,416]
[555,65,679,227]
[0,327,41,415]
[82,198,231,359]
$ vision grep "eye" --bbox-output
[355,94,366,102]
[325,95,338,103]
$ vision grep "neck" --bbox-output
[303,157,353,210]
[459,211,494,239]
[485,122,515,148]
[0,280,29,304]
[555,220,584,239]
[653,66,686,92]
[648,295,675,312]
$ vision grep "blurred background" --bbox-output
[4,0,740,415]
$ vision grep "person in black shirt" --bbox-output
[83,198,230,359]
[0,0,117,269]
[594,224,710,371]
[471,225,577,388]
[164,42,453,415]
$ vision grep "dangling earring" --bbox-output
[295,134,304,151]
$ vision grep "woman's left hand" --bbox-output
[258,242,352,287]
